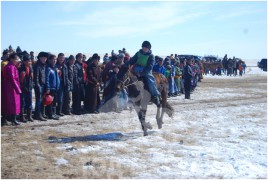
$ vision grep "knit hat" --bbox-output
[142,41,151,49]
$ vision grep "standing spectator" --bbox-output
[239,63,244,76]
[30,51,35,64]
[103,53,110,63]
[2,53,21,125]
[165,65,172,97]
[183,58,193,99]
[174,62,182,96]
[1,50,9,61]
[19,54,34,122]
[82,56,88,111]
[153,57,166,75]
[33,52,48,121]
[87,53,101,114]
[191,60,197,91]
[62,55,75,115]
[72,53,85,115]
[45,55,60,120]
[16,46,22,54]
[56,53,70,116]
[242,62,247,74]
[8,45,14,54]
[1,51,10,126]
[180,59,186,94]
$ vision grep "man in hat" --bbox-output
[123,41,161,106]
[183,58,193,99]
[86,53,101,113]
[33,52,48,121]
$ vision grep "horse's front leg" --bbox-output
[134,103,152,136]
[156,105,162,129]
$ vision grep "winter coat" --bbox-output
[86,63,101,111]
[56,63,71,91]
[45,65,60,91]
[174,66,182,78]
[87,63,101,87]
[33,60,46,89]
[153,64,166,75]
[183,64,193,81]
[2,62,21,115]
[19,65,34,92]
[125,49,155,77]
[67,64,74,92]
[73,61,84,92]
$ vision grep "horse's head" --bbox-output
[114,65,131,92]
[115,79,124,92]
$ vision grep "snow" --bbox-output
[55,158,69,166]
[52,67,266,178]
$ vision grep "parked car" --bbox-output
[258,58,267,71]
[178,55,202,62]
[202,55,220,62]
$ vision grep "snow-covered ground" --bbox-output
[1,67,267,179]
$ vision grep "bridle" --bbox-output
[117,68,139,89]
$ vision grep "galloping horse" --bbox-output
[115,66,174,136]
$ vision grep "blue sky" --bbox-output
[1,1,267,60]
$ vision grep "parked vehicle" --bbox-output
[258,58,267,71]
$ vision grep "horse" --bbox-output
[201,61,223,75]
[114,66,174,136]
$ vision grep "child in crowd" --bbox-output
[19,55,34,122]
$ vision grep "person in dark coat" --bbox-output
[183,58,193,99]
[101,54,119,101]
[55,53,70,116]
[86,53,101,113]
[45,54,60,120]
[2,53,22,125]
[33,52,48,121]
[72,53,85,115]
[19,54,34,122]
[62,55,75,115]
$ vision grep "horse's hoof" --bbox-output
[157,125,162,129]
[143,131,148,136]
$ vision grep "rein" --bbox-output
[119,68,138,88]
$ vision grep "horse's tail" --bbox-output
[165,101,174,117]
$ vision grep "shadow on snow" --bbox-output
[48,131,157,143]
